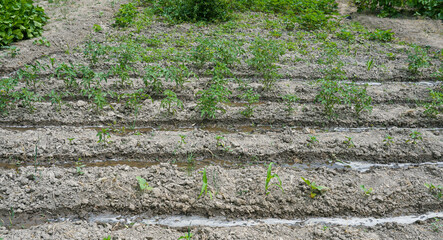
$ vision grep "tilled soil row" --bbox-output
[0,164,441,224]
[1,218,442,240]
[0,127,441,164]
[1,101,442,128]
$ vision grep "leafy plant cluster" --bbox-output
[0,0,49,46]
[423,87,442,117]
[315,79,373,119]
[247,37,285,90]
[144,0,231,23]
[354,0,443,19]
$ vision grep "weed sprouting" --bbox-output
[136,176,153,191]
[198,168,212,200]
[301,177,328,198]
[360,185,373,196]
[424,183,442,200]
[265,163,284,195]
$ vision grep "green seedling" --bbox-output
[408,45,431,75]
[360,185,373,196]
[383,134,394,146]
[103,236,112,240]
[97,128,111,144]
[239,87,260,118]
[424,183,442,200]
[406,131,423,144]
[67,138,74,144]
[178,228,193,240]
[93,24,102,32]
[33,37,50,47]
[424,89,442,118]
[160,89,184,115]
[282,94,299,114]
[2,46,20,57]
[215,135,225,148]
[307,135,319,148]
[75,159,85,175]
[265,163,284,195]
[179,134,186,147]
[367,58,374,71]
[343,136,355,148]
[197,77,231,119]
[430,218,442,232]
[9,207,14,227]
[247,37,285,90]
[301,177,328,198]
[198,168,212,200]
[136,176,153,191]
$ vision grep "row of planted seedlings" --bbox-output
[130,162,443,203]
[1,34,441,121]
[1,0,442,120]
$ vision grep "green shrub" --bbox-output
[354,0,443,19]
[247,37,285,90]
[408,44,431,74]
[150,0,231,22]
[366,29,394,42]
[0,0,49,46]
[113,3,138,27]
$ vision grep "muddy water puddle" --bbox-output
[83,212,443,228]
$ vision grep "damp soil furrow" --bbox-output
[0,127,441,164]
[0,165,441,223]
[0,102,441,129]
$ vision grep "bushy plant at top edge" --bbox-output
[354,0,442,19]
[0,0,49,46]
[149,0,232,22]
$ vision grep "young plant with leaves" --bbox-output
[424,183,442,200]
[197,77,231,119]
[282,94,299,114]
[136,176,153,191]
[265,163,284,195]
[198,168,212,200]
[301,177,328,198]
[247,37,285,90]
[160,89,184,115]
